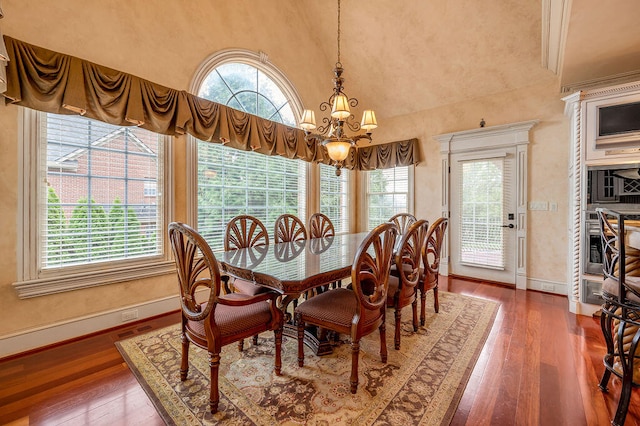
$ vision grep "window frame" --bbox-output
[187,49,312,229]
[14,108,175,298]
[360,165,415,231]
[319,163,353,235]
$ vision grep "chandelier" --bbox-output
[299,0,377,176]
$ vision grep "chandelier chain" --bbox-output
[336,0,341,65]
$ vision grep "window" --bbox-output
[320,164,351,234]
[365,166,412,230]
[16,109,174,297]
[192,53,307,249]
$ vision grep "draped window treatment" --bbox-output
[1,35,418,170]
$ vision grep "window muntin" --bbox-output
[42,113,163,269]
[320,164,350,234]
[196,61,306,249]
[199,63,296,126]
[365,166,410,230]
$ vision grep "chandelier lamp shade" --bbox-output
[299,0,377,176]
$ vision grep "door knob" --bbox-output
[501,224,515,229]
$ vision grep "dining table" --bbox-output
[217,232,370,355]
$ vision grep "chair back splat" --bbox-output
[275,214,308,243]
[596,208,640,426]
[224,214,269,250]
[308,213,335,238]
[389,213,417,236]
[224,215,272,298]
[294,222,398,393]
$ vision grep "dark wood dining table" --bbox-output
[217,232,370,355]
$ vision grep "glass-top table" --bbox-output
[217,232,370,355]
[218,232,369,295]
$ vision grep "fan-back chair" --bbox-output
[387,219,429,349]
[168,222,283,414]
[418,217,448,323]
[274,213,307,243]
[389,213,417,236]
[308,212,335,238]
[224,215,270,296]
[294,221,398,393]
[597,208,640,426]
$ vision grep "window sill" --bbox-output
[13,260,176,299]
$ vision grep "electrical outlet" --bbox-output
[121,309,139,322]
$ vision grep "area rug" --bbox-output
[116,291,499,425]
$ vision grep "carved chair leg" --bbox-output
[180,332,190,381]
[274,327,283,376]
[420,289,427,326]
[238,339,244,352]
[394,306,402,350]
[433,286,440,313]
[296,312,305,367]
[209,352,221,414]
[380,314,388,363]
[350,340,360,394]
[412,298,419,332]
[253,335,259,345]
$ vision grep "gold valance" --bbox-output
[1,35,418,170]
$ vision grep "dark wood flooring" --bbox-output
[0,276,637,425]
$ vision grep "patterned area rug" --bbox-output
[116,291,498,425]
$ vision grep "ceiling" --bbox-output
[292,0,640,120]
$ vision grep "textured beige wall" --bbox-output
[0,0,329,337]
[372,79,569,284]
[0,0,569,340]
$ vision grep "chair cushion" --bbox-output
[602,276,640,304]
[232,278,272,296]
[186,295,272,339]
[295,288,381,330]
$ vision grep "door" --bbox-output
[449,148,517,284]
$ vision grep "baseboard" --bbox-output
[0,296,179,359]
[527,277,568,295]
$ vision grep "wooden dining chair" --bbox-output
[294,221,398,393]
[418,217,448,323]
[596,208,640,426]
[308,213,335,238]
[224,214,271,296]
[387,219,429,350]
[274,213,307,243]
[389,213,417,236]
[168,222,283,414]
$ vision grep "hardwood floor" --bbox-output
[0,276,638,425]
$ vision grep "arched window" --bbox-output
[191,50,307,248]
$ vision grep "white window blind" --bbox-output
[197,142,306,249]
[458,157,511,269]
[366,166,410,230]
[42,113,163,269]
[320,164,350,234]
